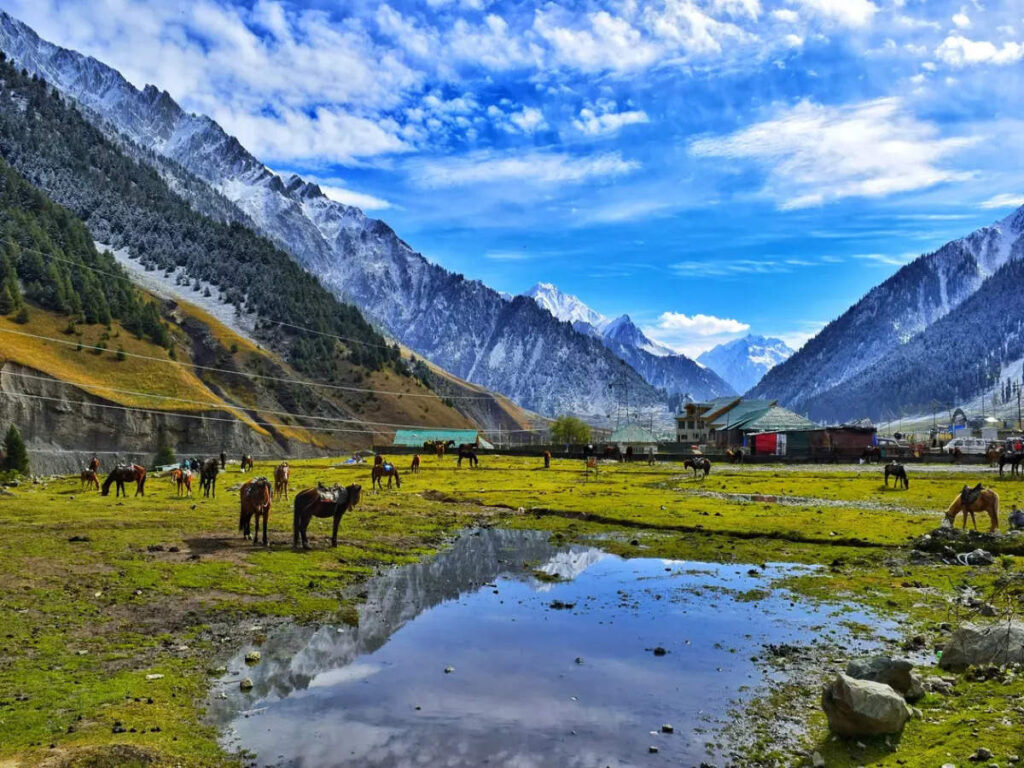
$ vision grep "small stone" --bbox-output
[648,746,659,754]
[970,748,994,761]
[811,752,825,768]
[239,678,253,691]
[444,666,455,674]
[244,651,261,665]
[575,657,583,665]
[145,674,164,681]
[661,724,674,734]
[652,647,667,656]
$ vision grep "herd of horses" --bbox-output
[70,439,1019,551]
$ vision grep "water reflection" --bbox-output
[211,528,887,767]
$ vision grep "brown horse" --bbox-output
[239,477,273,546]
[861,446,882,464]
[88,455,100,473]
[101,464,146,497]
[726,448,744,464]
[292,484,362,549]
[200,458,219,498]
[80,469,99,491]
[372,461,402,490]
[274,462,290,500]
[410,454,420,473]
[435,443,445,459]
[170,468,192,497]
[240,455,254,472]
[543,450,551,469]
[945,487,999,532]
[986,446,1002,466]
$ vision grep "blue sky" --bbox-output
[5,0,1024,355]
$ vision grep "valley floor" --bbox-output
[1,457,1022,767]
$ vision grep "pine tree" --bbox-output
[0,282,13,314]
[3,424,29,474]
[153,429,175,467]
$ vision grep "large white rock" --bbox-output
[845,655,925,702]
[821,673,912,736]
[939,621,1024,671]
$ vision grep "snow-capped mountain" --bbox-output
[697,335,794,394]
[751,204,1024,418]
[525,283,609,330]
[524,284,733,398]
[0,12,668,421]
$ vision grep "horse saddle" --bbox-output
[960,483,983,508]
[317,485,347,504]
[383,463,394,472]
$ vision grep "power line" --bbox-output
[0,368,544,433]
[0,326,495,401]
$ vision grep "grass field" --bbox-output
[1,456,1022,767]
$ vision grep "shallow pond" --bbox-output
[210,529,891,767]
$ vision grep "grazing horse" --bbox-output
[944,486,999,532]
[410,454,420,473]
[88,455,100,473]
[999,450,1023,479]
[292,484,362,549]
[684,457,711,479]
[883,461,909,489]
[950,447,963,465]
[727,448,744,464]
[372,461,402,490]
[274,462,290,500]
[986,446,1002,466]
[80,469,99,491]
[457,448,478,468]
[861,446,882,464]
[240,455,254,472]
[171,468,192,497]
[435,442,445,459]
[239,477,273,546]
[101,464,146,497]
[200,458,220,498]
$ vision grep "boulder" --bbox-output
[939,622,1024,671]
[821,673,912,737]
[845,655,925,702]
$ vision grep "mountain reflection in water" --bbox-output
[211,528,888,768]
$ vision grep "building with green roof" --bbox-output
[392,429,494,449]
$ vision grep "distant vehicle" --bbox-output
[943,436,988,455]
[876,436,908,450]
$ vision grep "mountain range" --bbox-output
[751,205,1024,421]
[0,12,669,422]
[522,283,734,400]
[696,335,794,394]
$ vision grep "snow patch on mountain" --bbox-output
[524,282,609,330]
[696,335,794,394]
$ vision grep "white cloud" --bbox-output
[534,9,662,72]
[212,105,409,165]
[952,12,971,29]
[508,106,547,133]
[653,311,750,335]
[688,98,976,209]
[788,0,877,28]
[935,34,1024,66]
[643,311,751,355]
[484,250,533,260]
[408,150,639,188]
[852,252,916,266]
[979,193,1024,209]
[318,184,392,210]
[784,33,804,48]
[772,9,799,23]
[572,106,650,136]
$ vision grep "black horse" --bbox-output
[457,447,479,468]
[726,448,744,464]
[861,446,882,464]
[292,483,362,549]
[883,461,909,489]
[200,457,220,498]
[999,451,1023,479]
[684,457,711,479]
